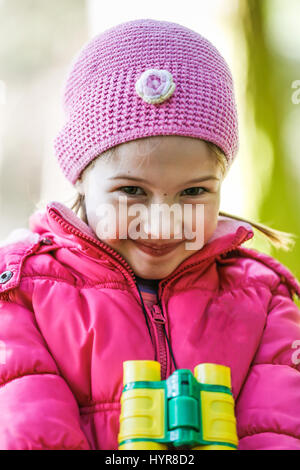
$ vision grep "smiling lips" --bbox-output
[135,240,183,256]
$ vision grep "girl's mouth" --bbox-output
[135,241,182,257]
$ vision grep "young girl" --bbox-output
[0,18,299,451]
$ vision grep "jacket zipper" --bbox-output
[149,304,169,380]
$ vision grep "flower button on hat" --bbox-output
[135,69,176,104]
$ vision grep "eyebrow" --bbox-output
[108,175,220,183]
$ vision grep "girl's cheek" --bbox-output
[182,202,219,248]
[181,204,206,238]
[91,202,132,240]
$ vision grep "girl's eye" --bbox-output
[118,186,207,197]
[182,187,207,196]
[119,186,145,196]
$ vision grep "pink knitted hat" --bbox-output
[54,18,239,184]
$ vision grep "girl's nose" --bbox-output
[141,204,183,241]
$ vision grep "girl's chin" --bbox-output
[109,239,197,278]
[129,254,182,280]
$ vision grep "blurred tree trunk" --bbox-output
[240,0,300,279]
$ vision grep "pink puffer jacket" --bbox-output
[0,201,300,450]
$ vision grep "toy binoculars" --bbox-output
[118,360,238,450]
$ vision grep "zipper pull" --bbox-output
[150,304,166,324]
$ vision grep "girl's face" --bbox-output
[76,136,223,280]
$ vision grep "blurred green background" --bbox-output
[0,0,299,279]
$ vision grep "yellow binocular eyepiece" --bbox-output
[118,360,238,450]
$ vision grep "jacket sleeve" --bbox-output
[0,296,90,450]
[235,281,300,450]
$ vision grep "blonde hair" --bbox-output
[71,140,297,251]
